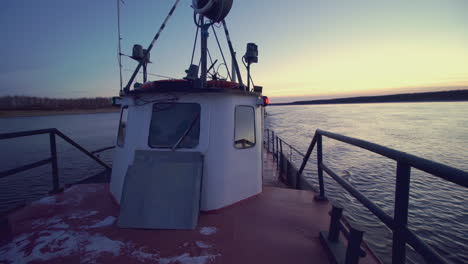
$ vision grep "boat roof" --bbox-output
[128,87,260,98]
[126,80,261,97]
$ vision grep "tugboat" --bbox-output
[2,1,466,264]
[0,1,356,263]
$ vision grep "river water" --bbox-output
[266,102,468,264]
[0,102,467,263]
[0,112,119,214]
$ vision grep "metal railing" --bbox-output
[0,128,115,194]
[265,128,468,264]
[265,129,314,190]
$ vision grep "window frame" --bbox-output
[116,106,129,147]
[233,105,256,149]
[147,102,201,149]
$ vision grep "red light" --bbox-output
[263,96,269,106]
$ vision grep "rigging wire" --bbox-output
[211,25,231,81]
[190,23,200,65]
[124,0,181,93]
[123,69,175,80]
[207,49,214,71]
[120,53,132,58]
[221,20,244,87]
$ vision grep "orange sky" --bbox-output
[1,0,467,100]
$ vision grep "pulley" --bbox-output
[192,0,233,22]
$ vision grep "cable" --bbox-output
[207,48,214,73]
[221,20,244,88]
[120,53,132,58]
[211,25,231,81]
[215,63,228,80]
[123,69,175,80]
[190,19,200,65]
[193,12,204,27]
[242,56,255,89]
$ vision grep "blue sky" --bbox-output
[1,0,467,102]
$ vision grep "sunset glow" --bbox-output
[1,0,467,101]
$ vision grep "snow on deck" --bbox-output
[0,153,381,264]
[0,184,221,264]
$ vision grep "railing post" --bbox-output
[328,205,343,242]
[297,133,318,190]
[275,136,279,162]
[49,132,60,193]
[316,134,326,200]
[279,138,283,170]
[272,131,275,157]
[392,161,411,264]
[266,129,270,152]
[345,226,364,264]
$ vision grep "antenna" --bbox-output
[117,0,123,94]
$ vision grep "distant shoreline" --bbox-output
[271,89,468,106]
[0,108,120,118]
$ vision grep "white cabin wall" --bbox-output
[110,92,263,211]
[200,95,234,210]
[201,95,263,210]
[111,94,211,203]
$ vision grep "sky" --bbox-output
[1,0,467,103]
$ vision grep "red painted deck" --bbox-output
[0,152,381,264]
[262,150,288,188]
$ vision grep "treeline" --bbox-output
[273,89,468,106]
[0,96,114,110]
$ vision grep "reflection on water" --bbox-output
[266,102,468,264]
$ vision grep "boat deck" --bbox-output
[262,150,289,188]
[0,152,380,264]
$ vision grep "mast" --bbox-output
[193,0,235,88]
[117,0,123,93]
[231,52,237,83]
[200,17,209,88]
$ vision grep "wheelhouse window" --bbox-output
[234,106,256,149]
[149,103,201,149]
[117,106,129,147]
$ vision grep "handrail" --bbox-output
[320,163,394,228]
[0,128,115,193]
[316,129,468,188]
[0,128,56,140]
[53,129,111,170]
[91,146,116,154]
[0,158,52,179]
[265,128,468,264]
[264,129,305,158]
